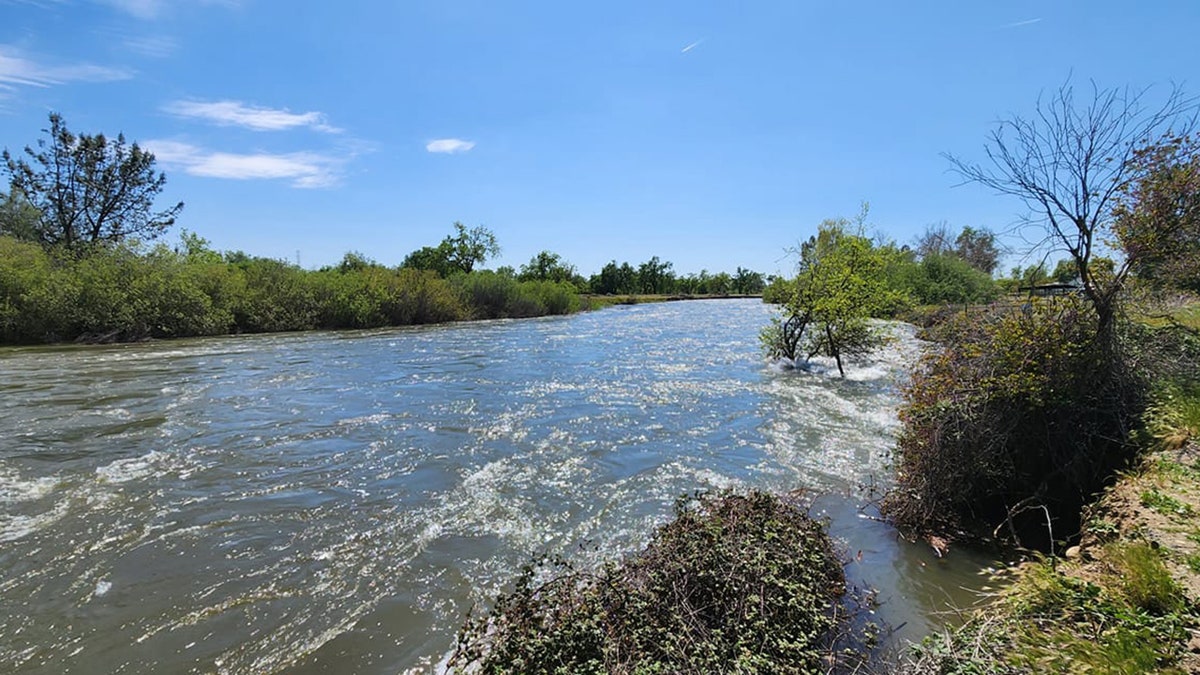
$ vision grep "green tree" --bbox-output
[1113,133,1200,292]
[592,260,637,294]
[954,226,1000,275]
[0,189,41,241]
[401,222,500,276]
[636,256,674,294]
[732,267,765,295]
[764,215,899,376]
[518,250,577,284]
[2,113,183,252]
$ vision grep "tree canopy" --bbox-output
[2,113,183,252]
[401,222,500,277]
[763,214,900,376]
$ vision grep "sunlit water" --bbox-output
[0,299,994,673]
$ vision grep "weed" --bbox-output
[1140,488,1195,518]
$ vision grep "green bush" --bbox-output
[450,490,858,674]
[883,297,1146,547]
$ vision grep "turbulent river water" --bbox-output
[1,299,994,673]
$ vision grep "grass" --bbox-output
[1140,488,1196,518]
[903,544,1192,674]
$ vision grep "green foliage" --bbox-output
[1143,383,1200,451]
[883,297,1145,546]
[2,112,183,252]
[899,253,999,305]
[401,222,500,277]
[904,553,1191,674]
[762,214,902,376]
[1139,488,1195,519]
[518,250,580,286]
[0,232,584,345]
[1109,542,1185,615]
[450,490,859,675]
[1114,133,1200,292]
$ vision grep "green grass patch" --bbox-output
[903,544,1193,673]
[1140,488,1196,518]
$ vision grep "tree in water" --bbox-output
[2,113,183,252]
[763,209,900,376]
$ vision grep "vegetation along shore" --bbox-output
[3,79,1200,672]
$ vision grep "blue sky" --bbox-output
[1,1,1196,277]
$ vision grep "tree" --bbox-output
[914,221,955,260]
[401,222,500,277]
[2,113,183,252]
[518,250,577,284]
[591,260,637,294]
[636,256,674,294]
[945,82,1196,334]
[953,226,1000,275]
[763,215,899,376]
[732,267,766,295]
[0,189,41,242]
[1113,133,1200,292]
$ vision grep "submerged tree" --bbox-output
[2,113,183,252]
[763,210,899,376]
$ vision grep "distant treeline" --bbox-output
[0,233,587,344]
[0,226,772,345]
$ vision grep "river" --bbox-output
[0,299,993,673]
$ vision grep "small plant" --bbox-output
[1139,488,1195,518]
[1108,541,1184,615]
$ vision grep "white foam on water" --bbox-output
[0,465,60,504]
[95,451,164,484]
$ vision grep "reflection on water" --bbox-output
[0,299,994,673]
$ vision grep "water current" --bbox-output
[0,299,995,673]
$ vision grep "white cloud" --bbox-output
[0,44,132,90]
[144,140,341,188]
[164,99,341,133]
[425,138,476,154]
[99,0,237,20]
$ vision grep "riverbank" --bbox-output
[900,357,1200,673]
[903,442,1200,673]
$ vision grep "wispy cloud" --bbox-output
[425,138,475,154]
[99,0,238,20]
[144,140,342,188]
[164,99,341,133]
[0,44,132,91]
[122,34,177,58]
[681,38,705,54]
[1001,18,1042,28]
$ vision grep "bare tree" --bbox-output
[945,81,1196,334]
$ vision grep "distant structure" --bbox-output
[1019,281,1082,297]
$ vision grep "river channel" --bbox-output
[0,299,993,673]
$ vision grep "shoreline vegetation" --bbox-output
[4,84,1200,671]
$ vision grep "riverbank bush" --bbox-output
[0,234,587,344]
[883,297,1147,548]
[449,490,865,674]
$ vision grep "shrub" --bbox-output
[450,490,857,674]
[883,297,1146,547]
